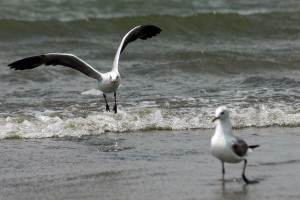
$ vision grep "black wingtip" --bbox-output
[7,55,45,70]
[142,24,162,32]
[140,25,162,39]
[120,25,162,54]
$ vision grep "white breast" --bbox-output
[98,80,120,93]
[98,71,121,93]
[211,134,243,163]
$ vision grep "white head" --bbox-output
[212,106,230,122]
[108,73,121,85]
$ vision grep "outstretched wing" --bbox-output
[8,53,102,81]
[112,25,162,71]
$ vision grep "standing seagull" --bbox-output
[7,25,162,113]
[211,106,259,185]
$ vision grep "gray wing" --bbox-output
[232,136,248,157]
[8,53,102,81]
[112,25,162,71]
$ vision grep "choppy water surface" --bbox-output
[0,0,299,139]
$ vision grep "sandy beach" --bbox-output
[1,127,299,200]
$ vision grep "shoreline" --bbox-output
[0,127,299,200]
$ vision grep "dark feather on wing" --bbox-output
[120,25,162,53]
[8,55,45,70]
[8,54,101,80]
[232,138,248,157]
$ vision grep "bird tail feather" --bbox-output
[247,145,259,154]
[81,89,103,96]
[249,145,260,149]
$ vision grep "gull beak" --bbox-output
[112,79,116,84]
[212,117,219,123]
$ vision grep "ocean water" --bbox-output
[0,0,299,139]
[1,1,300,200]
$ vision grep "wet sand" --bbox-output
[0,127,299,200]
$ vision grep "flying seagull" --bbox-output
[8,25,162,113]
[211,106,259,185]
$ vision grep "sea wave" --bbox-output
[1,104,299,139]
[1,3,299,140]
[1,0,300,22]
[1,10,299,40]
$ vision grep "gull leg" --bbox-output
[113,91,117,114]
[103,93,110,112]
[242,159,249,184]
[222,162,225,185]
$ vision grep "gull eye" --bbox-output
[110,76,112,79]
[220,111,225,115]
[116,76,119,79]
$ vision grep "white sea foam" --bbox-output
[0,104,299,139]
